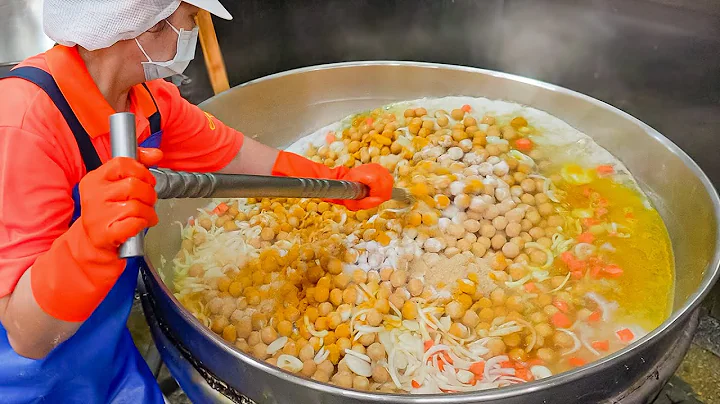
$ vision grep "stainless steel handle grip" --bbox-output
[151,168,369,200]
[110,113,144,258]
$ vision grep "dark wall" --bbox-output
[182,0,720,185]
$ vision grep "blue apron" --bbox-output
[0,67,165,404]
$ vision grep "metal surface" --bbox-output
[142,63,720,403]
[0,0,54,66]
[109,112,144,258]
[150,168,411,203]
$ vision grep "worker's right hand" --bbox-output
[78,149,162,251]
[30,148,163,322]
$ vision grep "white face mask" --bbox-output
[135,20,199,81]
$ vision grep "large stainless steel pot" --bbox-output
[141,62,720,403]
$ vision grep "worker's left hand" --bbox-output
[271,151,394,211]
[332,164,394,211]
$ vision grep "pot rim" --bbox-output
[148,61,720,402]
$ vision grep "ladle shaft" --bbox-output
[150,168,411,203]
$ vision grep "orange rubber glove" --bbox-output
[30,148,163,322]
[271,151,393,211]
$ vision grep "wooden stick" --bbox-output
[195,10,230,95]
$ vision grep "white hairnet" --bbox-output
[43,0,232,51]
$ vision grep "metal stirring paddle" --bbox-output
[150,168,413,204]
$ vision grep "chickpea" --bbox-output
[261,326,278,345]
[407,278,424,297]
[445,301,465,320]
[487,338,506,356]
[520,178,536,193]
[506,295,524,312]
[251,342,269,359]
[537,347,557,362]
[352,269,368,284]
[492,216,508,231]
[367,342,386,362]
[353,375,370,391]
[503,332,521,347]
[235,338,250,352]
[501,242,520,258]
[301,359,317,377]
[390,269,408,288]
[538,202,554,217]
[529,226,546,240]
[491,234,507,250]
[358,333,376,347]
[530,249,547,265]
[260,227,275,241]
[471,242,488,257]
[508,347,528,362]
[372,365,391,383]
[389,292,405,310]
[312,370,331,383]
[401,300,418,320]
[553,331,574,348]
[480,224,497,238]
[461,310,480,328]
[330,288,344,307]
[479,307,494,322]
[483,205,500,220]
[332,371,354,388]
[548,215,564,227]
[299,343,315,362]
[343,288,358,305]
[520,219,533,232]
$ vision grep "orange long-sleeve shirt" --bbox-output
[0,46,243,297]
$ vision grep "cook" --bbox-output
[0,0,393,402]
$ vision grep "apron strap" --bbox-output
[4,67,103,172]
[141,83,162,135]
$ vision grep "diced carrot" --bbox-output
[325,132,336,144]
[568,259,587,273]
[461,104,472,112]
[551,312,572,328]
[526,358,545,366]
[597,165,614,175]
[553,300,570,313]
[616,328,635,343]
[560,251,574,264]
[213,202,229,215]
[568,357,586,367]
[365,117,373,125]
[412,380,421,388]
[582,218,599,227]
[524,282,537,292]
[588,310,602,322]
[595,207,608,217]
[424,340,434,352]
[515,367,532,381]
[625,212,635,219]
[591,340,610,351]
[443,352,454,365]
[589,265,603,279]
[470,378,478,386]
[603,264,623,278]
[437,358,445,371]
[570,270,584,280]
[577,232,594,244]
[515,138,533,151]
[500,361,513,368]
[603,264,624,278]
[469,362,486,376]
[597,197,609,207]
